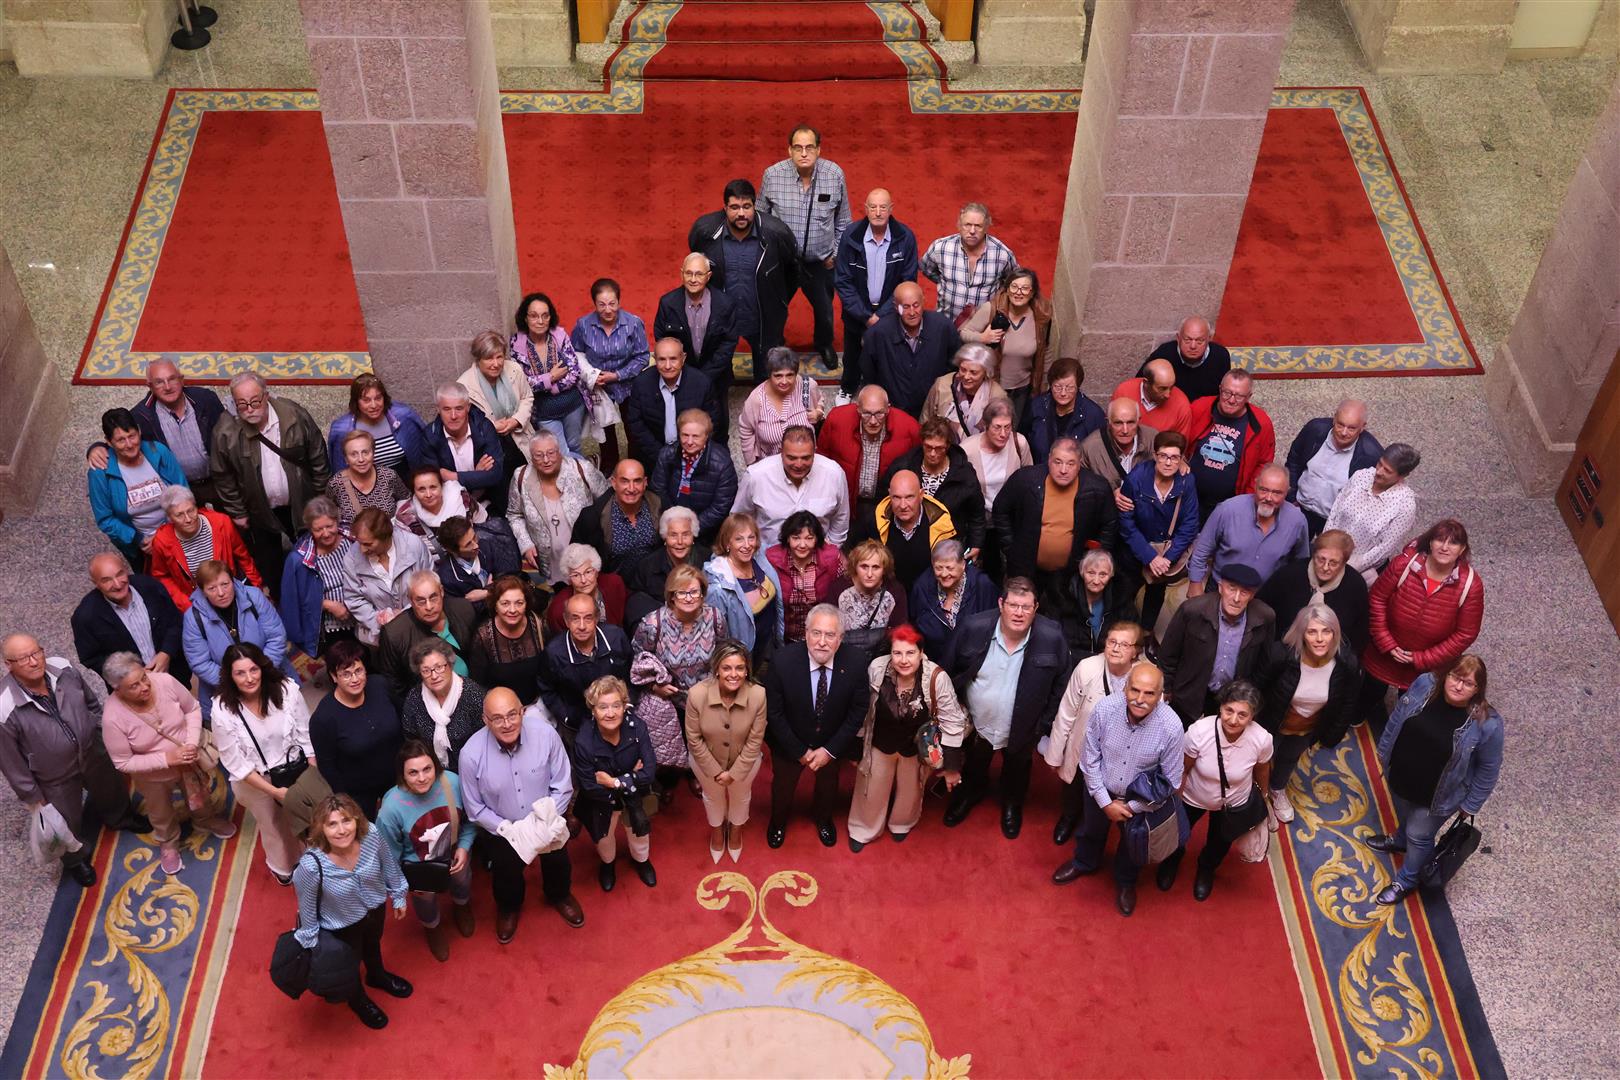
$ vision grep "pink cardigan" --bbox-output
[102,672,202,782]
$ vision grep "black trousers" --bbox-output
[791,258,836,352]
[332,905,388,1002]
[959,732,1034,808]
[1357,673,1393,735]
[1300,506,1328,539]
[1162,805,1237,874]
[1269,732,1316,792]
[246,506,296,600]
[1058,774,1086,821]
[769,751,843,827]
[840,314,871,394]
[1071,791,1142,885]
[483,829,573,914]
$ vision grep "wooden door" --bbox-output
[1559,346,1620,634]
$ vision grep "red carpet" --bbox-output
[1219,104,1424,348]
[640,1,911,81]
[131,110,367,355]
[201,764,1319,1078]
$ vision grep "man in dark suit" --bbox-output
[376,571,481,698]
[654,253,739,438]
[1157,562,1276,726]
[71,553,190,690]
[763,604,870,848]
[622,338,721,468]
[941,578,1070,838]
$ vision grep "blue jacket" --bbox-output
[326,403,430,474]
[833,216,919,321]
[1377,672,1504,818]
[703,556,785,652]
[1021,391,1105,463]
[88,442,188,547]
[649,441,738,541]
[423,404,505,495]
[182,582,294,717]
[1117,461,1201,568]
[279,531,355,656]
[1284,417,1384,501]
[908,564,1000,663]
[865,310,962,416]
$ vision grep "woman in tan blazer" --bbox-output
[684,640,767,863]
[457,330,536,457]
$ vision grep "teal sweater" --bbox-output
[376,770,476,864]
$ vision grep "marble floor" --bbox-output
[0,0,1617,1073]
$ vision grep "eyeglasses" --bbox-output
[419,662,451,676]
[3,649,43,664]
[235,396,266,410]
[790,144,819,154]
[1002,601,1036,614]
[858,409,888,419]
[673,587,703,600]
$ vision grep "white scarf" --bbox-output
[1306,560,1345,607]
[421,674,464,766]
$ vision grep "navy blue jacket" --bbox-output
[622,366,721,467]
[1116,460,1201,569]
[649,441,738,542]
[1284,417,1385,501]
[433,519,523,600]
[653,287,740,390]
[1021,391,1105,463]
[833,217,920,321]
[423,404,504,495]
[537,626,632,734]
[71,575,190,689]
[941,609,1070,755]
[130,387,227,460]
[908,564,1000,663]
[864,310,962,416]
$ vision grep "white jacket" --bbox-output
[1045,653,1132,784]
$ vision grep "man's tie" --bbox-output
[814,665,830,718]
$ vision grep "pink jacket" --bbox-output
[101,672,202,782]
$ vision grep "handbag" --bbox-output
[237,707,309,790]
[1210,720,1269,842]
[270,854,360,1002]
[1419,813,1481,888]
[1141,483,1191,585]
[914,668,948,770]
[401,774,459,893]
[130,697,221,813]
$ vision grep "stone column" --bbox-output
[1051,0,1293,390]
[301,0,522,406]
[0,242,69,511]
[976,0,1086,68]
[1340,0,1514,74]
[1486,75,1620,496]
[491,0,572,67]
[2,0,170,77]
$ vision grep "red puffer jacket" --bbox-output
[1364,544,1484,689]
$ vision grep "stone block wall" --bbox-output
[2,0,170,77]
[1341,0,1515,73]
[976,0,1086,68]
[491,0,571,68]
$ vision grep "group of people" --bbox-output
[2,126,1505,1029]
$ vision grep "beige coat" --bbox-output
[458,360,535,452]
[919,374,1011,444]
[857,655,967,776]
[1044,653,1133,783]
[684,678,767,779]
[1078,423,1159,488]
[959,431,1033,511]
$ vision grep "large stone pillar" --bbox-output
[491,0,572,67]
[0,242,69,511]
[1340,0,1513,74]
[1486,75,1620,496]
[2,0,170,77]
[301,0,522,406]
[1051,0,1293,390]
[976,0,1086,68]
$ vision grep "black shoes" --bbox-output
[66,862,97,887]
[1366,833,1405,853]
[942,795,976,828]
[1193,867,1215,902]
[349,994,388,1029]
[1000,804,1022,839]
[816,820,837,848]
[1052,814,1079,846]
[1375,883,1410,906]
[121,813,153,834]
[1155,858,1180,892]
[848,838,866,853]
[1116,884,1137,917]
[598,861,616,892]
[366,972,413,999]
[1051,860,1091,885]
[766,825,786,849]
[632,859,657,888]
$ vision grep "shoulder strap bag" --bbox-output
[913,668,949,770]
[1211,722,1269,841]
[400,773,460,893]
[1142,481,1192,584]
[237,704,309,789]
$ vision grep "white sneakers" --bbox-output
[1269,788,1295,824]
[834,390,854,407]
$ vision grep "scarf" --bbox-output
[1306,560,1346,606]
[483,371,517,420]
[950,379,987,437]
[421,674,464,767]
[936,581,963,628]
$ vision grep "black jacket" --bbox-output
[433,519,523,600]
[622,366,721,467]
[687,210,799,350]
[653,286,740,390]
[833,216,919,320]
[762,642,870,761]
[991,465,1119,580]
[71,575,191,688]
[1284,418,1385,502]
[131,387,227,461]
[1141,340,1232,404]
[1021,391,1106,463]
[941,609,1070,757]
[880,444,986,551]
[375,598,481,698]
[1062,575,1140,657]
[1255,557,1371,655]
[864,310,962,415]
[1255,642,1363,747]
[648,441,737,542]
[1157,592,1276,725]
[569,490,665,575]
[537,626,632,734]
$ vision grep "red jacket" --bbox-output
[818,404,920,508]
[1184,399,1276,498]
[147,509,262,610]
[1364,545,1484,689]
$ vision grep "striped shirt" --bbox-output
[181,517,215,576]
[291,829,406,947]
[314,542,352,633]
[757,158,851,262]
[920,234,1016,318]
[356,418,406,473]
[154,399,211,481]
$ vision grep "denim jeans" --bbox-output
[1390,794,1446,890]
[536,405,585,457]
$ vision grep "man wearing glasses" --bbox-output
[817,384,921,522]
[85,359,228,509]
[377,571,479,695]
[757,125,851,374]
[1183,368,1277,522]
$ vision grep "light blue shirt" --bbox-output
[291,830,405,947]
[1209,610,1247,692]
[660,375,681,444]
[1081,692,1184,808]
[1187,495,1311,585]
[111,589,156,663]
[863,228,892,307]
[966,625,1027,750]
[459,720,574,833]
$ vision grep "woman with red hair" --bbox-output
[846,624,966,851]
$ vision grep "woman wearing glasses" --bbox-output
[400,640,487,773]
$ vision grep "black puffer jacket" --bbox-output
[648,441,738,543]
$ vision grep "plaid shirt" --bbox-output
[920,234,1016,317]
[858,430,884,500]
[757,159,851,262]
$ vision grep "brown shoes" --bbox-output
[425,923,450,962]
[552,894,585,928]
[452,902,475,938]
[496,910,520,944]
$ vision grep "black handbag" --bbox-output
[401,773,460,893]
[239,708,309,789]
[1211,721,1269,842]
[1420,814,1481,888]
[270,854,359,1002]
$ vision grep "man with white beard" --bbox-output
[1184,464,1308,596]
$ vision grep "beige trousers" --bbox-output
[232,779,304,878]
[847,751,925,844]
[694,762,759,827]
[594,811,652,863]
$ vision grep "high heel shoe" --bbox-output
[709,843,725,864]
[727,843,742,863]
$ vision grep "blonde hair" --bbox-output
[664,562,707,602]
[845,539,893,581]
[585,675,629,711]
[1282,603,1342,659]
[309,794,369,852]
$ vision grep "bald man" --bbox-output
[863,281,962,416]
[818,384,922,518]
[1112,359,1192,441]
[1079,396,1160,492]
[654,253,739,435]
[1140,315,1232,404]
[834,187,920,402]
[848,468,957,590]
[71,552,189,690]
[1284,398,1384,535]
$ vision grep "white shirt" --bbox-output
[446,427,476,473]
[257,407,291,509]
[1289,659,1336,720]
[1296,437,1356,517]
[1180,716,1273,812]
[733,453,851,548]
[1323,467,1418,582]
[212,693,315,783]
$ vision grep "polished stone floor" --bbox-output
[0,0,1617,1073]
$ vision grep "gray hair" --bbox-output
[930,538,965,564]
[408,637,456,672]
[302,496,341,529]
[764,347,800,376]
[1050,436,1082,459]
[102,651,147,691]
[1382,442,1421,477]
[435,381,471,405]
[559,543,603,575]
[228,371,268,397]
[954,343,995,371]
[1282,602,1342,658]
[528,430,561,456]
[90,550,134,574]
[1079,549,1115,575]
[145,359,180,381]
[160,486,198,515]
[1217,678,1265,715]
[805,603,842,633]
[982,399,1015,425]
[682,252,714,273]
[407,569,442,594]
[959,201,991,226]
[659,506,700,538]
